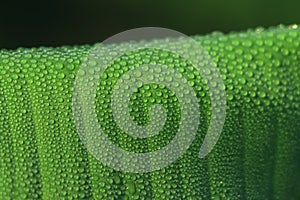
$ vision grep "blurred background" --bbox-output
[1,0,300,49]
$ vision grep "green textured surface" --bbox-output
[0,25,300,199]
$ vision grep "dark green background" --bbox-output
[1,0,300,49]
